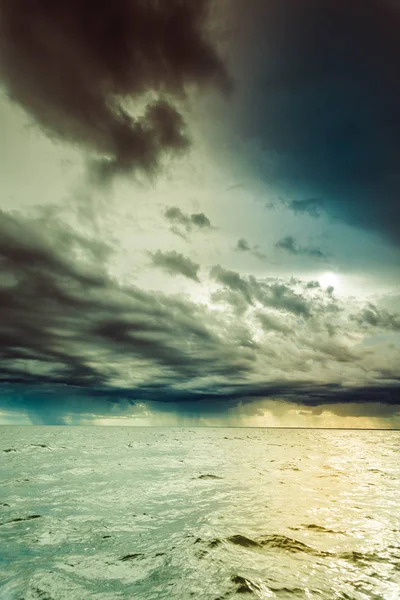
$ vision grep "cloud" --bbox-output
[235,238,266,260]
[3,380,399,426]
[306,281,321,290]
[234,0,400,244]
[164,206,214,241]
[0,0,230,179]
[257,312,291,335]
[306,401,400,420]
[0,210,253,394]
[353,303,400,331]
[165,207,191,228]
[275,236,326,259]
[1,210,399,423]
[236,238,251,252]
[164,206,213,238]
[210,265,329,318]
[190,213,212,229]
[287,198,324,218]
[210,264,253,304]
[149,250,200,281]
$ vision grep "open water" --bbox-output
[0,427,399,599]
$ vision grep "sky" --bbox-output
[0,0,400,427]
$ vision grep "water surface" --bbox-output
[1,427,399,599]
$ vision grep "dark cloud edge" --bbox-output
[2,380,400,410]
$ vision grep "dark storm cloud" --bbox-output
[3,380,399,425]
[149,250,200,282]
[275,236,326,259]
[164,206,213,238]
[0,0,229,178]
[235,0,400,244]
[0,210,253,396]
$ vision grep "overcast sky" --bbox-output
[1,0,400,427]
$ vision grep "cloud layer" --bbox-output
[1,210,399,423]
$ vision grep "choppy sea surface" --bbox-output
[1,427,399,600]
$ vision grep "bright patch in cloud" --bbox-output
[320,272,340,290]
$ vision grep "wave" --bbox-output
[228,534,261,548]
[0,514,41,527]
[257,534,322,555]
[200,533,323,556]
[291,524,345,535]
[2,443,54,454]
[119,553,145,561]
[200,531,397,569]
[338,550,395,565]
[231,574,258,594]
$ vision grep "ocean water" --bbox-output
[0,427,399,600]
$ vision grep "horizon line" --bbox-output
[0,424,399,431]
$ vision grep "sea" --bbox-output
[0,427,399,600]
